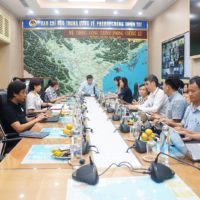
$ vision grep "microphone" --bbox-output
[149,152,200,183]
[154,152,200,170]
[106,103,115,113]
[82,135,90,155]
[126,125,147,153]
[72,156,99,185]
[119,117,130,133]
[82,121,93,133]
[81,135,99,155]
[93,86,96,96]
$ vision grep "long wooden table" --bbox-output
[0,98,200,199]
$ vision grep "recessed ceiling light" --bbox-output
[138,11,143,16]
[113,10,118,15]
[68,0,106,2]
[27,9,34,15]
[84,10,89,14]
[54,9,59,14]
[197,2,200,7]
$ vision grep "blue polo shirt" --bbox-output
[118,86,133,104]
[181,103,200,132]
[166,91,187,120]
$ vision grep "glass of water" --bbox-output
[143,140,157,162]
[129,124,138,139]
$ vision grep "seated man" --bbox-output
[128,74,168,115]
[1,81,47,134]
[79,75,96,96]
[152,76,187,125]
[44,79,65,103]
[172,76,200,141]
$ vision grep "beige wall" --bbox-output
[0,4,23,89]
[148,0,200,81]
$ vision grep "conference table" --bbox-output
[0,97,200,200]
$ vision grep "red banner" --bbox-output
[63,29,147,39]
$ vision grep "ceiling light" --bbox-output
[68,0,106,2]
[54,9,59,14]
[27,9,34,15]
[138,11,143,16]
[19,194,24,199]
[84,10,89,14]
[113,10,118,15]
[197,2,200,7]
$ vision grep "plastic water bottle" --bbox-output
[160,125,170,165]
[70,126,82,166]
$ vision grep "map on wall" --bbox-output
[23,19,147,94]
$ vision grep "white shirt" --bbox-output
[26,92,43,111]
[136,87,168,115]
[79,80,96,95]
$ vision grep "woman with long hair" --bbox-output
[117,77,133,104]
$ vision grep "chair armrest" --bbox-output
[1,137,21,143]
[5,132,19,138]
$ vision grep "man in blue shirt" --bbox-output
[174,76,200,141]
[79,75,96,96]
[158,76,187,125]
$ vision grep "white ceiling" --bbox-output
[0,0,176,20]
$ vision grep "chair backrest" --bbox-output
[0,90,7,138]
[0,90,7,110]
[132,83,139,101]
[0,122,6,138]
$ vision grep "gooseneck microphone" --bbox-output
[154,152,200,170]
[126,125,147,153]
[72,156,99,185]
[149,152,200,183]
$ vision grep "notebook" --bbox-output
[19,131,49,138]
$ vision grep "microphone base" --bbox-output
[149,161,175,183]
[112,114,121,121]
[72,163,99,185]
[120,124,130,133]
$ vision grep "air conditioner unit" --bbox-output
[0,11,10,44]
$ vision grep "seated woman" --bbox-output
[112,76,121,94]
[27,78,53,114]
[44,79,65,103]
[107,76,121,97]
[117,77,133,104]
[132,84,148,105]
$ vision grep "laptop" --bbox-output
[185,142,200,161]
[169,128,200,161]
[41,104,64,123]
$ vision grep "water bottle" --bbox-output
[70,122,82,166]
[159,125,170,165]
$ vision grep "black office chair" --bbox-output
[132,83,139,101]
[0,90,21,158]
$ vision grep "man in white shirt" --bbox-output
[128,74,168,115]
[79,75,96,96]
